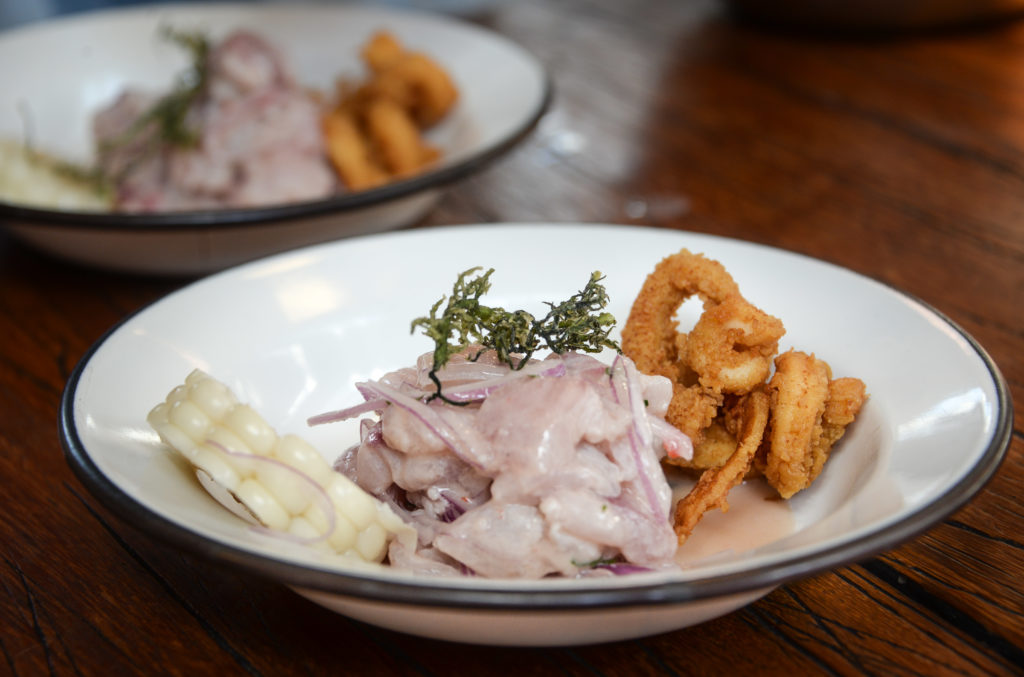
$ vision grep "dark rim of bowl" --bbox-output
[0,66,552,232]
[58,236,1013,611]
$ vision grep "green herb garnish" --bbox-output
[98,26,211,171]
[145,27,211,148]
[410,268,620,403]
[17,144,113,201]
[571,556,621,568]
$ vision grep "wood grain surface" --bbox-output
[2,0,1022,674]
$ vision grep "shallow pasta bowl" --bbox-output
[59,223,1011,646]
[0,4,549,275]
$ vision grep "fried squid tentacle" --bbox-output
[673,389,771,541]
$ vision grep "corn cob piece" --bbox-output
[147,369,415,562]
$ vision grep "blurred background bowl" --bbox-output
[0,3,550,275]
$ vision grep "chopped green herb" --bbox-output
[98,26,211,173]
[411,267,620,402]
[17,144,112,200]
[146,27,211,147]
[571,556,621,568]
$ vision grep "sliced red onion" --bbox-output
[608,355,667,521]
[613,354,654,448]
[359,380,484,470]
[428,360,512,385]
[594,562,654,575]
[440,359,567,403]
[437,489,468,523]
[306,396,387,426]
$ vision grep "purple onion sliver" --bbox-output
[611,355,666,520]
[441,359,569,402]
[439,491,467,523]
[360,381,484,470]
[306,397,387,426]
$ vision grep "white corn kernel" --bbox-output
[325,474,377,530]
[235,478,290,530]
[187,374,237,421]
[203,427,258,475]
[355,523,388,561]
[303,502,331,535]
[191,443,241,492]
[274,434,333,485]
[149,405,198,458]
[168,399,213,443]
[288,516,322,540]
[327,512,358,552]
[257,461,314,515]
[184,369,205,387]
[166,384,190,404]
[224,404,277,455]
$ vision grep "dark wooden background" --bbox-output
[2,0,1022,674]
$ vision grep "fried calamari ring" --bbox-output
[808,376,867,482]
[622,249,741,383]
[359,52,458,128]
[322,111,389,191]
[364,98,440,177]
[684,294,785,395]
[621,249,742,442]
[761,350,831,499]
[361,31,405,72]
[673,388,770,542]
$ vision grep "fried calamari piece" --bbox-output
[364,98,440,177]
[362,31,405,72]
[684,294,785,395]
[760,350,866,498]
[350,32,458,128]
[661,383,724,448]
[808,376,867,482]
[322,111,389,191]
[366,52,459,127]
[674,389,771,542]
[621,249,742,442]
[761,350,830,498]
[687,418,739,471]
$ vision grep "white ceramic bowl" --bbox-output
[60,224,1011,646]
[0,4,550,275]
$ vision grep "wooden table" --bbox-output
[2,0,1022,674]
